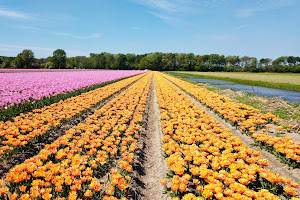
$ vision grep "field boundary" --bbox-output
[167,71,300,92]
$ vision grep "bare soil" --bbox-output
[130,76,170,200]
[167,79,300,194]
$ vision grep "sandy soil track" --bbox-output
[131,76,171,200]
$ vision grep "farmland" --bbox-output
[169,71,300,92]
[0,70,299,200]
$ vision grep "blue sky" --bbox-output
[0,0,299,59]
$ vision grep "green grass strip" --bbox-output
[167,72,300,92]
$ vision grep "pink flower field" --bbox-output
[0,69,145,109]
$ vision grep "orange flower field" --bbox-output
[0,71,299,200]
[161,73,300,168]
[0,73,145,160]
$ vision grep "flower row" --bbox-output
[0,73,146,160]
[0,72,152,200]
[0,70,144,109]
[154,72,299,200]
[162,73,300,167]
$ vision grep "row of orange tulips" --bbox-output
[162,73,299,168]
[0,73,146,161]
[0,72,152,200]
[154,72,299,200]
[103,72,151,200]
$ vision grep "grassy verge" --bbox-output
[164,72,300,127]
[168,71,300,92]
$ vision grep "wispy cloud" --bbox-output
[0,8,30,19]
[0,44,89,57]
[135,0,187,13]
[133,0,201,25]
[148,11,174,22]
[235,0,295,18]
[134,0,229,14]
[53,32,102,39]
[14,25,41,32]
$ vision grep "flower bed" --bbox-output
[155,72,299,200]
[162,73,300,168]
[0,72,152,200]
[0,73,146,161]
[0,70,144,110]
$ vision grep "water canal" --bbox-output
[188,78,300,103]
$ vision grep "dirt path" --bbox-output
[132,76,170,200]
[165,78,300,193]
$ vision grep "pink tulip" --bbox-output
[0,69,144,109]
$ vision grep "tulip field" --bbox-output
[0,70,144,109]
[0,70,299,200]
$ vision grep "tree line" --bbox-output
[1,49,300,73]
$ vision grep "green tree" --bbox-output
[21,49,35,68]
[162,53,176,71]
[241,56,257,72]
[272,56,287,72]
[12,49,35,68]
[104,53,114,69]
[125,53,136,69]
[45,62,55,69]
[176,53,188,71]
[67,57,76,69]
[52,49,67,69]
[225,56,240,71]
[81,56,92,69]
[146,52,163,70]
[259,58,272,71]
[186,53,196,71]
[138,57,152,70]
[2,58,11,68]
[112,54,127,69]
[90,53,101,69]
[287,56,296,66]
[13,53,24,68]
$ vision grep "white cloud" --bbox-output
[0,44,89,57]
[0,8,30,19]
[53,32,102,39]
